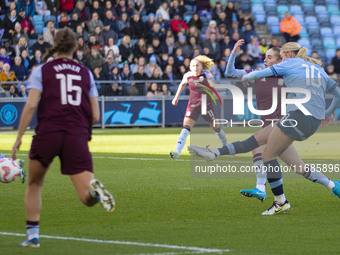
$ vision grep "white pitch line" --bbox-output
[0,232,229,254]
[11,153,251,164]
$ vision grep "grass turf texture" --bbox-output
[0,126,339,255]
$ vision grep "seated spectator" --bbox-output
[212,1,225,21]
[326,64,338,80]
[120,64,134,95]
[105,37,120,58]
[58,11,70,28]
[229,32,246,51]
[215,11,228,29]
[132,56,147,74]
[69,12,81,31]
[88,47,105,71]
[311,51,320,60]
[12,22,29,46]
[218,58,227,78]
[205,20,220,41]
[17,0,36,19]
[247,37,262,63]
[133,39,147,59]
[74,0,91,21]
[43,20,58,45]
[2,9,17,42]
[259,38,268,59]
[174,48,185,67]
[103,10,120,34]
[29,49,43,69]
[156,1,170,20]
[32,35,51,55]
[149,66,163,81]
[128,0,145,15]
[243,23,260,45]
[280,12,301,42]
[225,1,239,25]
[17,8,37,39]
[239,12,254,30]
[102,21,118,45]
[133,65,148,95]
[221,47,231,62]
[229,21,243,38]
[93,66,105,91]
[75,24,89,42]
[105,68,123,96]
[165,35,176,55]
[87,11,104,34]
[331,49,340,74]
[235,53,255,69]
[151,36,167,56]
[145,12,156,30]
[74,48,90,67]
[77,36,90,58]
[145,0,158,15]
[3,41,16,63]
[162,64,177,92]
[145,54,161,77]
[104,0,118,19]
[186,25,202,45]
[188,36,202,56]
[117,12,133,37]
[219,35,230,53]
[8,84,20,97]
[35,0,51,17]
[20,49,31,70]
[45,0,60,16]
[204,33,221,60]
[188,13,203,31]
[15,37,29,57]
[159,52,169,70]
[156,13,170,32]
[0,47,11,66]
[93,26,105,47]
[114,0,133,17]
[18,83,28,98]
[146,22,164,43]
[169,0,186,19]
[170,12,188,33]
[12,56,28,80]
[269,37,280,48]
[102,54,116,79]
[0,63,18,90]
[161,83,171,96]
[119,35,133,62]
[90,0,104,18]
[219,24,228,41]
[176,35,191,58]
[130,13,146,39]
[147,82,162,96]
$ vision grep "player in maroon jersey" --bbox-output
[169,55,227,160]
[11,28,115,248]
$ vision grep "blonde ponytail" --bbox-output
[193,55,214,71]
[281,42,322,66]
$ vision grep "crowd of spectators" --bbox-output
[0,0,339,98]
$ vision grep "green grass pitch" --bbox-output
[0,125,339,255]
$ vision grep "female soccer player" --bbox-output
[225,39,285,201]
[12,28,115,248]
[189,42,340,215]
[169,55,227,160]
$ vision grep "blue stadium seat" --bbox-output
[314,0,326,4]
[294,15,305,26]
[298,38,311,48]
[323,37,336,49]
[308,26,320,36]
[311,37,322,47]
[277,5,289,15]
[270,25,281,35]
[255,13,266,23]
[333,26,340,37]
[44,15,57,24]
[290,5,303,15]
[318,15,330,25]
[299,27,309,39]
[327,5,340,16]
[305,16,318,25]
[326,0,339,4]
[336,37,340,46]
[320,27,333,37]
[29,39,37,48]
[251,0,263,4]
[301,0,314,6]
[326,49,336,60]
[315,5,328,14]
[267,15,280,25]
[252,5,264,14]
[330,16,340,26]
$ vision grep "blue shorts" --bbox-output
[276,110,321,141]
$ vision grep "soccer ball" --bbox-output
[0,158,23,183]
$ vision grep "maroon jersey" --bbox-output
[245,69,285,126]
[27,59,97,139]
[182,70,214,107]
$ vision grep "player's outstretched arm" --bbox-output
[90,97,100,125]
[172,81,186,106]
[325,86,340,117]
[225,39,248,78]
[12,89,41,159]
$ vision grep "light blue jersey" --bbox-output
[244,58,338,120]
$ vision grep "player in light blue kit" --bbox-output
[189,42,340,215]
[241,42,340,214]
